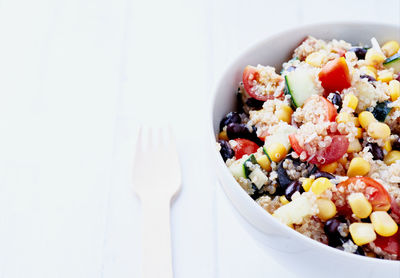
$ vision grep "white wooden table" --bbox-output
[0,0,398,277]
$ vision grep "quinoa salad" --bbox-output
[216,36,400,259]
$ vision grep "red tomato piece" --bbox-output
[390,198,400,223]
[303,96,337,122]
[242,66,279,101]
[374,231,400,258]
[289,134,348,165]
[336,177,391,214]
[318,57,351,96]
[232,138,259,159]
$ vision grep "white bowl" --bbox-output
[209,22,400,277]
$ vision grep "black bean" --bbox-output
[246,98,264,109]
[251,184,263,200]
[218,140,234,161]
[284,180,304,201]
[355,246,365,256]
[360,74,376,82]
[392,138,400,151]
[219,112,241,131]
[313,171,335,180]
[366,142,384,160]
[397,75,400,82]
[249,126,265,147]
[350,47,367,60]
[324,219,347,247]
[276,161,292,194]
[327,92,342,112]
[226,123,252,140]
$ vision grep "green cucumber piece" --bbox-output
[371,101,392,122]
[383,53,400,73]
[243,154,258,178]
[249,168,268,189]
[229,159,246,179]
[285,69,319,107]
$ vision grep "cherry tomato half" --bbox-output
[289,134,348,165]
[318,57,351,96]
[374,230,400,258]
[303,96,337,122]
[336,177,391,214]
[232,138,259,159]
[242,66,280,101]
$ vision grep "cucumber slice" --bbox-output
[285,69,319,107]
[243,154,258,178]
[229,159,246,179]
[371,101,392,122]
[264,124,297,151]
[249,168,268,190]
[383,53,400,73]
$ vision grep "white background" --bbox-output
[0,0,398,277]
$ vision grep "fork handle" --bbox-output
[141,195,173,278]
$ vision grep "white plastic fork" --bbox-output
[133,127,181,278]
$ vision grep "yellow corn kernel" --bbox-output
[256,155,271,171]
[366,65,377,75]
[279,195,290,205]
[355,128,363,139]
[316,198,337,221]
[381,40,400,58]
[365,48,386,66]
[383,140,392,153]
[347,157,370,177]
[310,177,333,195]
[348,192,372,218]
[347,139,363,153]
[359,111,376,129]
[349,223,376,246]
[377,70,393,83]
[351,117,360,127]
[302,178,313,192]
[389,80,400,101]
[266,142,287,163]
[370,211,398,237]
[305,51,326,67]
[320,162,338,174]
[344,94,358,110]
[336,112,351,124]
[276,105,293,123]
[360,67,377,79]
[384,150,400,165]
[339,156,348,167]
[368,122,391,140]
[218,130,228,141]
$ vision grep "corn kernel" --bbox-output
[256,155,271,171]
[389,80,400,101]
[381,40,400,57]
[366,65,377,75]
[302,178,313,192]
[360,67,377,79]
[347,157,370,177]
[320,162,338,174]
[377,70,393,83]
[339,156,348,167]
[344,94,358,110]
[347,139,362,153]
[279,195,290,205]
[351,117,360,127]
[359,111,376,129]
[348,192,372,218]
[310,177,333,195]
[218,130,228,141]
[266,142,287,163]
[368,122,391,140]
[370,211,398,237]
[276,105,293,123]
[336,112,351,124]
[305,51,326,67]
[349,223,376,246]
[355,128,363,139]
[365,48,386,65]
[316,198,337,221]
[383,140,392,153]
[384,150,400,165]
